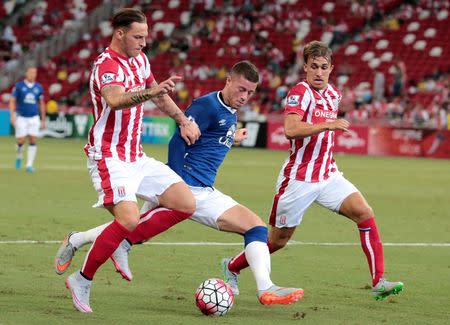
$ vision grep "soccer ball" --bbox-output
[195,278,234,316]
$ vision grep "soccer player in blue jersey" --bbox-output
[55,61,304,307]
[9,66,46,172]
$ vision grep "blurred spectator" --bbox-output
[410,103,430,128]
[373,68,385,101]
[340,86,356,113]
[46,98,58,114]
[391,58,407,97]
[385,97,404,122]
[439,101,449,130]
[2,25,16,43]
[383,14,399,31]
[57,66,68,81]
[176,86,189,105]
[345,103,369,124]
[372,98,388,120]
[216,66,228,80]
[330,18,349,47]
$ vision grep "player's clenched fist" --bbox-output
[234,128,248,144]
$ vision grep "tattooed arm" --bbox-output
[101,76,200,144]
[101,76,181,110]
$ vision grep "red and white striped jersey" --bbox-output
[84,48,155,162]
[281,80,342,183]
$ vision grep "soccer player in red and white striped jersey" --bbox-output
[61,8,200,313]
[225,41,404,300]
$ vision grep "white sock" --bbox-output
[245,241,274,291]
[26,144,37,167]
[16,143,23,159]
[70,222,111,249]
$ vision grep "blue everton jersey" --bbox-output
[168,91,237,187]
[12,81,43,117]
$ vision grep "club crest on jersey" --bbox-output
[332,98,339,108]
[116,186,126,198]
[101,73,116,85]
[219,124,236,148]
[287,95,300,106]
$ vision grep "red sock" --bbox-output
[81,220,130,280]
[127,207,191,244]
[228,241,277,274]
[358,217,384,286]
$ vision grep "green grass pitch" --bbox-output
[0,137,449,324]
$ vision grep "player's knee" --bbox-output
[177,197,196,215]
[119,218,139,231]
[244,226,268,247]
[355,205,374,223]
[109,204,140,230]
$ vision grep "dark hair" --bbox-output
[303,41,333,64]
[230,60,259,83]
[112,8,147,30]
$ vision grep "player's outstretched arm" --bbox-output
[100,76,181,110]
[284,113,350,139]
[149,79,200,145]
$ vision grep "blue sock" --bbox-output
[244,226,268,247]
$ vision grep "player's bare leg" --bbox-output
[268,226,296,252]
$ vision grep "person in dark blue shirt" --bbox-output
[9,66,46,172]
[54,61,304,306]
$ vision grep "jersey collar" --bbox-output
[106,47,136,63]
[24,80,35,87]
[217,91,236,114]
[305,79,329,95]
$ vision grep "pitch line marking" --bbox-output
[0,240,448,247]
[0,160,280,171]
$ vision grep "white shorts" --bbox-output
[15,115,40,138]
[140,186,238,230]
[269,172,358,228]
[88,155,183,208]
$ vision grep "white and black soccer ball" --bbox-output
[195,278,234,316]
